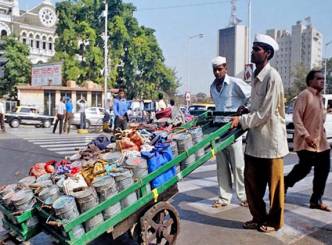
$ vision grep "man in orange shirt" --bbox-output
[285,70,331,212]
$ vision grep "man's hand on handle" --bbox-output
[231,116,240,128]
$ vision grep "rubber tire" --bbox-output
[43,120,51,128]
[10,119,20,128]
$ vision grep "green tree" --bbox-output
[285,64,309,100]
[325,57,332,94]
[54,0,179,99]
[0,36,31,96]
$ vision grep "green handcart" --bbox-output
[1,112,244,244]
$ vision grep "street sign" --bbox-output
[185,92,191,102]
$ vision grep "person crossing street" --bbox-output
[210,56,251,208]
[53,97,66,134]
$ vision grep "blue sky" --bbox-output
[22,0,332,94]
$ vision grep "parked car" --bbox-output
[286,94,332,141]
[72,107,105,129]
[188,103,215,116]
[5,106,54,128]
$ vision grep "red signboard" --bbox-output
[31,63,62,86]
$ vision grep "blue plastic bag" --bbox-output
[141,143,176,188]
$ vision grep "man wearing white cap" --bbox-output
[210,56,251,208]
[231,34,288,232]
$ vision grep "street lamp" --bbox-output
[247,0,252,64]
[103,0,109,108]
[324,40,332,94]
[186,33,204,92]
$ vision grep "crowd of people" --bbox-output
[211,33,330,234]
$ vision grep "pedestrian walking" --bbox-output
[113,89,129,130]
[63,97,73,133]
[53,97,66,134]
[0,98,6,133]
[77,97,86,129]
[156,93,167,111]
[210,56,251,208]
[284,70,331,212]
[231,34,288,232]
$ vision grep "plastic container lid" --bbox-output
[18,176,36,186]
[92,176,115,189]
[2,191,15,205]
[39,185,59,201]
[36,174,51,182]
[0,184,17,197]
[53,195,75,211]
[11,189,34,206]
[114,169,133,181]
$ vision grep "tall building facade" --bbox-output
[218,24,248,77]
[266,20,323,88]
[0,0,57,64]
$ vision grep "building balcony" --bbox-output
[0,13,11,22]
[29,48,55,57]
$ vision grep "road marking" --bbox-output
[8,131,100,156]
[31,140,91,144]
[57,150,81,155]
[39,143,87,148]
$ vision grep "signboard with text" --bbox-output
[31,62,62,86]
[244,63,254,82]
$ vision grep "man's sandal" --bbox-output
[310,203,331,212]
[257,224,276,233]
[212,200,229,208]
[242,220,259,229]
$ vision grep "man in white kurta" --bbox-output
[210,56,251,207]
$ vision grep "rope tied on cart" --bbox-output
[210,147,216,158]
[152,188,159,202]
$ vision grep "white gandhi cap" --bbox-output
[254,34,279,52]
[211,56,227,67]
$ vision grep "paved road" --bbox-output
[0,126,331,244]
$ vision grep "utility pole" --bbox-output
[247,0,252,64]
[103,0,109,108]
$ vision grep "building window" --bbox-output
[29,33,34,48]
[42,36,47,50]
[60,91,72,103]
[1,30,7,38]
[91,92,102,107]
[36,41,40,49]
[22,38,26,44]
[49,43,52,50]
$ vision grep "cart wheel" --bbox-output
[140,201,180,245]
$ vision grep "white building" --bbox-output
[0,0,57,64]
[266,20,323,88]
[218,24,248,78]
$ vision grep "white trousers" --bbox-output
[216,138,246,203]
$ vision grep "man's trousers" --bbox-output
[244,154,285,229]
[216,139,246,203]
[285,149,330,205]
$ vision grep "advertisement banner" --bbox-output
[31,62,62,86]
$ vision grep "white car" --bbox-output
[72,107,105,129]
[286,94,332,141]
